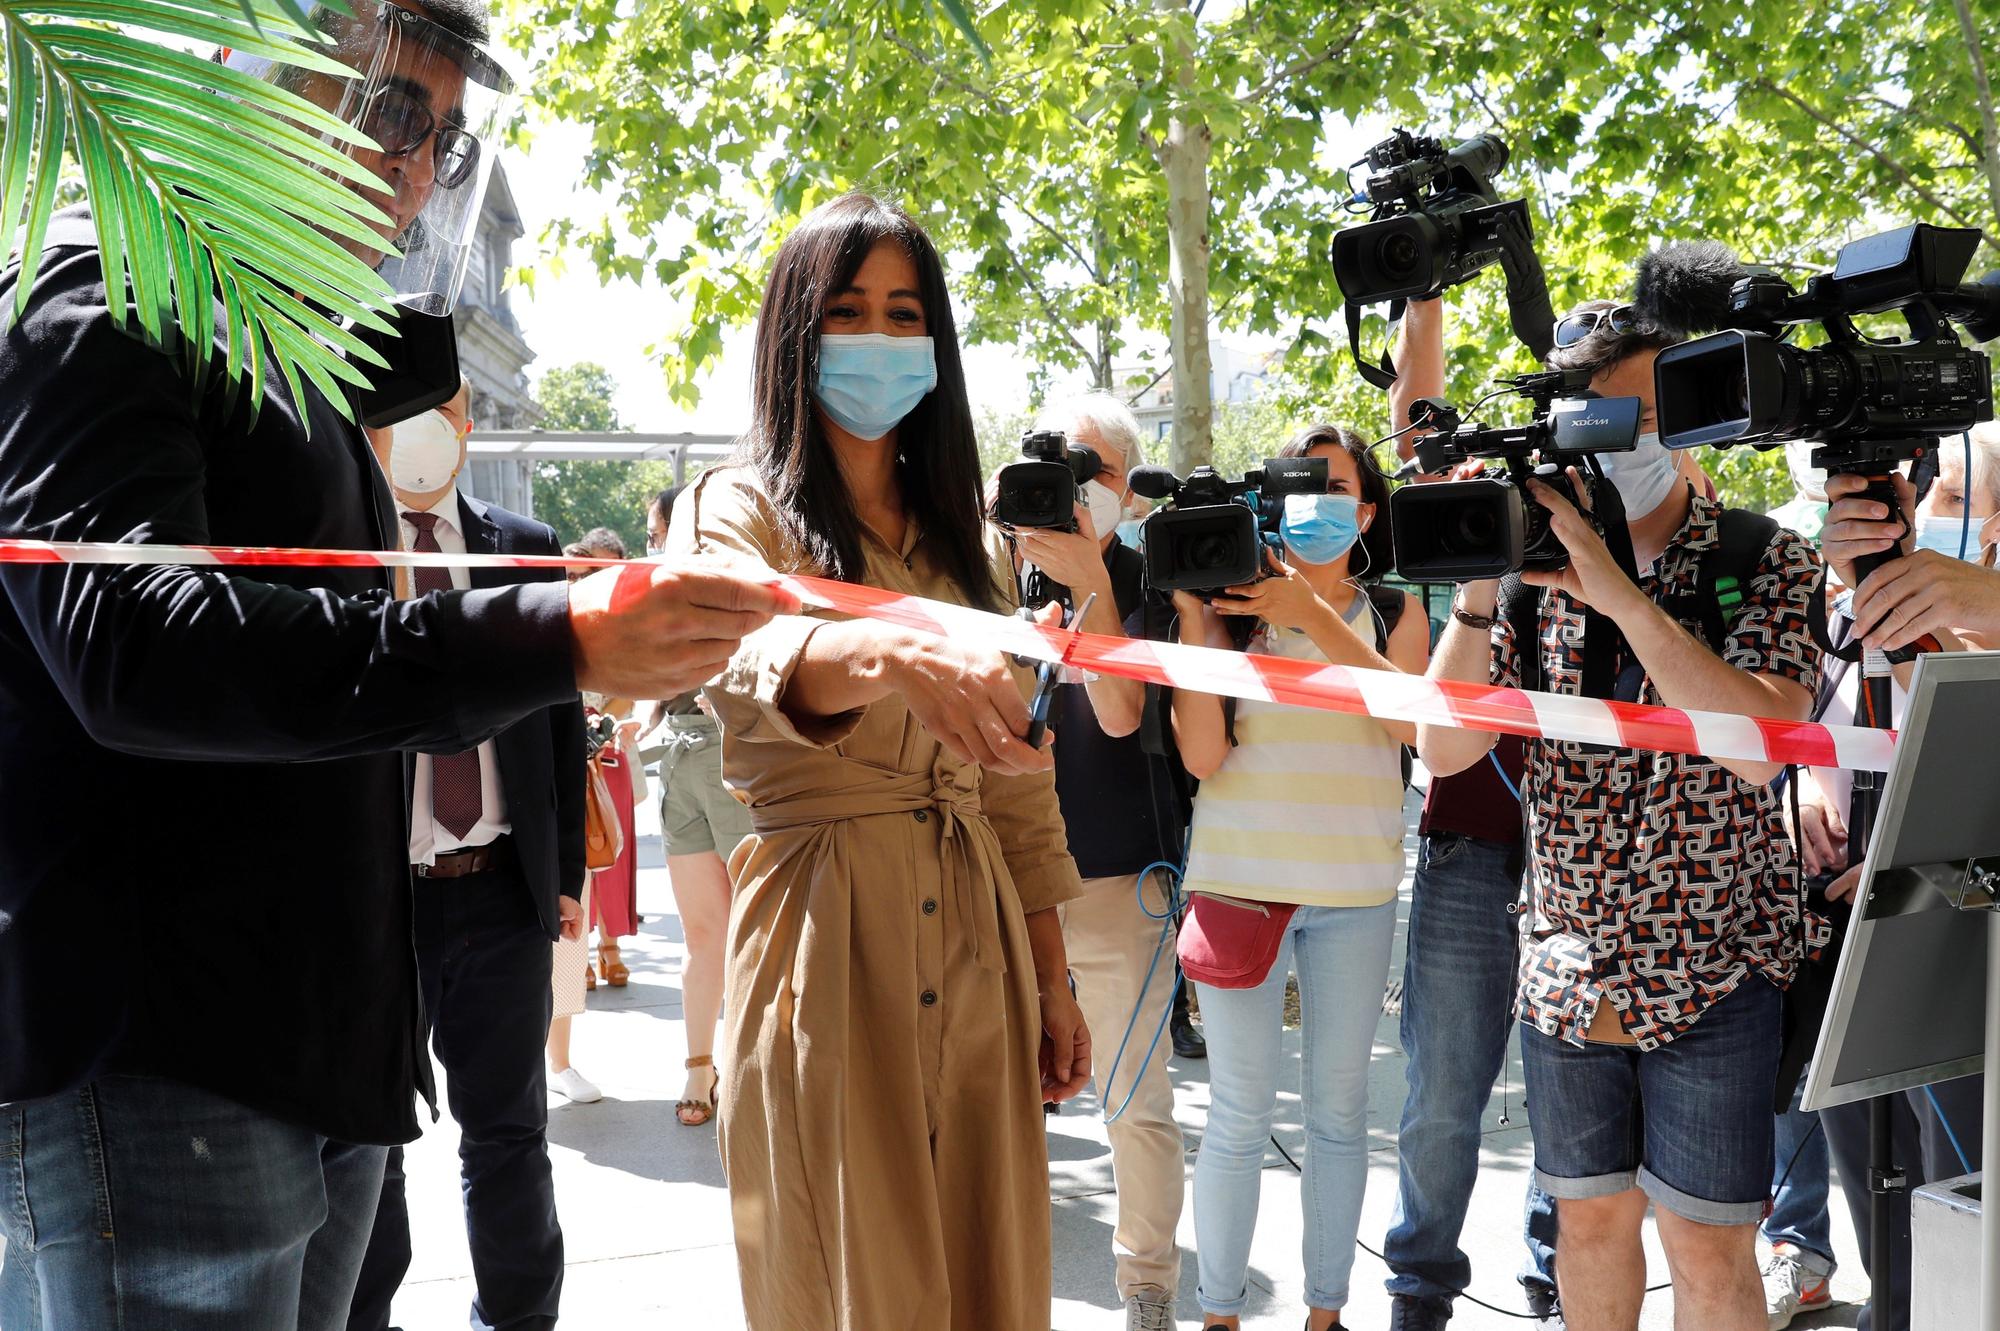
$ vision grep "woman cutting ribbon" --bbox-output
[666,192,1089,1331]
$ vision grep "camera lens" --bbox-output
[1380,232,1422,279]
[1187,533,1234,571]
[1442,505,1498,557]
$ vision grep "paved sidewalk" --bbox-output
[381,794,1870,1329]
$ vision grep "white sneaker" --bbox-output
[1764,1242,1834,1329]
[551,1066,602,1104]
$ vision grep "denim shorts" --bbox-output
[1520,976,1781,1226]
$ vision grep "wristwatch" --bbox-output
[1452,601,1498,631]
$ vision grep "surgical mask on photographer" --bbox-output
[388,409,465,495]
[1082,478,1124,539]
[1281,493,1363,565]
[1597,432,1680,520]
[1914,512,1982,561]
[814,334,937,441]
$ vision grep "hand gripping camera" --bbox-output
[1331,128,1557,386]
[1390,369,1644,582]
[1127,457,1329,594]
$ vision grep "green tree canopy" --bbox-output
[529,361,673,552]
[507,0,2000,487]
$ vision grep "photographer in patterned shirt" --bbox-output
[1418,244,1825,1331]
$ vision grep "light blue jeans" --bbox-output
[1193,899,1398,1316]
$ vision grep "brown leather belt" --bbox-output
[415,836,510,880]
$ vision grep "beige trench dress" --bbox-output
[670,467,1083,1331]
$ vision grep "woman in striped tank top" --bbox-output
[1171,425,1430,1331]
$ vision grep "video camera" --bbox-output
[1128,457,1329,594]
[993,429,1101,531]
[1390,369,1644,582]
[1656,223,2000,477]
[1332,128,1556,386]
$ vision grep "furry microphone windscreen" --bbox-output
[1632,240,1749,339]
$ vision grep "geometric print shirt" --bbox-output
[1490,492,1828,1049]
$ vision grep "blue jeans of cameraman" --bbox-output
[1765,1077,1836,1265]
[1384,832,1559,1306]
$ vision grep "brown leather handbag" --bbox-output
[583,749,625,870]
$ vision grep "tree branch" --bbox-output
[1237,19,1367,106]
[1751,78,1976,229]
[992,184,1102,280]
[1002,251,1097,368]
[1950,0,2000,231]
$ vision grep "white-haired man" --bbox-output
[1010,393,1192,1329]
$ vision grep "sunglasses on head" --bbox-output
[1553,303,1651,348]
[358,86,481,190]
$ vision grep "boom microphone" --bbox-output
[1127,465,1181,501]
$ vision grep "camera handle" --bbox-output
[1808,467,1941,670]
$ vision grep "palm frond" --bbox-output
[0,0,399,422]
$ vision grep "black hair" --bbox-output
[649,485,683,523]
[1277,423,1394,581]
[745,192,998,610]
[568,527,626,560]
[1548,239,1747,377]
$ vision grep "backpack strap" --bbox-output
[1497,572,1542,696]
[1692,508,1780,654]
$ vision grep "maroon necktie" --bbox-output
[404,511,483,840]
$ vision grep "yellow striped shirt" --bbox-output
[1182,605,1406,908]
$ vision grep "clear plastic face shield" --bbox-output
[223,0,515,317]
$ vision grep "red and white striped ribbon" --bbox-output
[0,537,1898,770]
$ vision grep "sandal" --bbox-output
[584,959,596,992]
[676,1055,718,1127]
[597,942,629,988]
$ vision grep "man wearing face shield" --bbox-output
[1416,243,1826,1331]
[0,3,796,1328]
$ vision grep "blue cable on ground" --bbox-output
[1098,859,1186,1124]
[1925,1084,1974,1175]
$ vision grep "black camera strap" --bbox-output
[1345,297,1408,390]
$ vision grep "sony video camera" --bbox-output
[1332,129,1556,380]
[1390,369,1643,582]
[993,428,1100,530]
[1128,457,1329,594]
[1656,223,2000,480]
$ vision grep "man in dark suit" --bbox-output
[0,5,796,1328]
[345,384,583,1331]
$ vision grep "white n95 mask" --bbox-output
[389,409,465,494]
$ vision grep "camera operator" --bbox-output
[1419,244,1825,1331]
[1002,392,1192,1329]
[1793,423,2000,1331]
[1378,295,1562,1331]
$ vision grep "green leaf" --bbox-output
[931,0,992,64]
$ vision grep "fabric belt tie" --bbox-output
[746,768,1008,973]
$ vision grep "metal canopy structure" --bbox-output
[467,430,739,483]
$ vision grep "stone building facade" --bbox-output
[456,163,539,516]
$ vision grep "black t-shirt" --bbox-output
[1050,540,1186,878]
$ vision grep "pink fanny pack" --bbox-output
[1177,891,1297,990]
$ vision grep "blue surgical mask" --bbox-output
[1116,518,1144,550]
[1281,493,1362,565]
[1914,512,1980,560]
[814,333,937,441]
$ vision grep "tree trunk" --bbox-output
[1160,112,1213,475]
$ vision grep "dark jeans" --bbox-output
[0,1074,387,1331]
[1822,1074,1984,1331]
[1766,1075,1836,1264]
[1384,832,1559,1303]
[349,857,561,1331]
